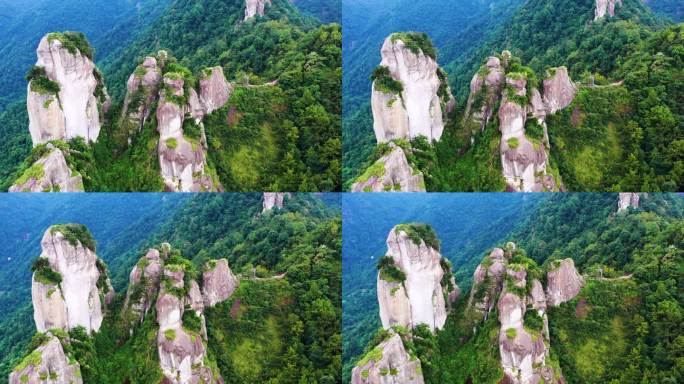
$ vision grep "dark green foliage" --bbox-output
[30,258,62,286]
[47,31,94,59]
[377,256,406,283]
[390,32,436,60]
[26,66,60,96]
[50,223,97,252]
[182,310,203,334]
[370,65,403,95]
[395,223,440,251]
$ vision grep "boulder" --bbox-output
[371,34,454,143]
[9,334,82,384]
[546,259,584,307]
[32,225,111,334]
[351,332,424,384]
[9,145,83,192]
[28,34,109,146]
[351,143,425,192]
[202,259,239,307]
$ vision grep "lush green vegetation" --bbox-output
[49,223,97,252]
[395,223,440,251]
[377,256,406,283]
[30,258,62,286]
[47,32,93,59]
[370,66,403,95]
[390,32,436,60]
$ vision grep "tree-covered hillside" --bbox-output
[0,193,341,383]
[292,0,341,23]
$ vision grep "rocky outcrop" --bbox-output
[123,248,163,327]
[546,258,584,307]
[464,56,506,133]
[244,0,271,20]
[199,67,233,115]
[542,67,577,115]
[202,259,238,307]
[32,225,112,334]
[468,247,508,321]
[595,0,622,20]
[377,224,457,332]
[617,192,640,212]
[157,74,217,192]
[121,55,163,137]
[262,192,290,212]
[351,332,424,384]
[9,334,83,384]
[371,34,455,143]
[351,143,425,192]
[27,33,110,146]
[9,144,83,192]
[156,263,220,384]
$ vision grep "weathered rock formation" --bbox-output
[377,225,458,332]
[351,332,424,384]
[27,33,110,146]
[157,74,217,192]
[351,143,425,192]
[595,0,622,20]
[8,334,83,384]
[121,55,163,137]
[467,247,508,321]
[464,52,577,192]
[123,248,163,327]
[245,0,271,20]
[32,225,113,334]
[617,192,640,212]
[200,67,233,116]
[546,258,584,307]
[262,192,291,212]
[371,34,455,143]
[202,259,239,307]
[9,145,83,192]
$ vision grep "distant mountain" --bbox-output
[292,0,341,23]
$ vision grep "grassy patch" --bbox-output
[50,224,96,252]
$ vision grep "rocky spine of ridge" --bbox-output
[464,52,577,192]
[122,248,163,328]
[244,0,271,20]
[32,225,113,335]
[377,224,458,332]
[262,192,291,212]
[595,0,622,20]
[371,34,455,144]
[617,192,640,212]
[121,55,164,139]
[468,243,585,384]
[9,144,84,192]
[27,33,110,146]
[351,143,426,192]
[9,333,83,384]
[350,332,425,384]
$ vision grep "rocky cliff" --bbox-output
[202,259,239,307]
[371,33,455,144]
[123,248,163,327]
[595,0,623,20]
[200,67,233,116]
[262,192,291,212]
[464,52,577,192]
[8,333,83,384]
[351,332,425,384]
[121,55,163,138]
[351,143,426,192]
[9,144,84,192]
[617,192,640,212]
[27,33,110,146]
[467,244,585,383]
[32,224,113,334]
[377,224,457,332]
[245,0,271,20]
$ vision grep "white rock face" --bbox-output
[595,0,622,20]
[351,143,425,192]
[9,334,83,384]
[157,75,217,192]
[200,67,233,115]
[9,145,83,192]
[546,258,584,307]
[28,35,109,146]
[244,0,271,20]
[32,226,111,334]
[617,192,640,212]
[372,35,454,143]
[351,332,424,384]
[202,259,238,307]
[262,192,290,212]
[378,225,455,332]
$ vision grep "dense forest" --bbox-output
[343,0,684,192]
[0,0,342,191]
[0,193,341,383]
[344,193,684,383]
